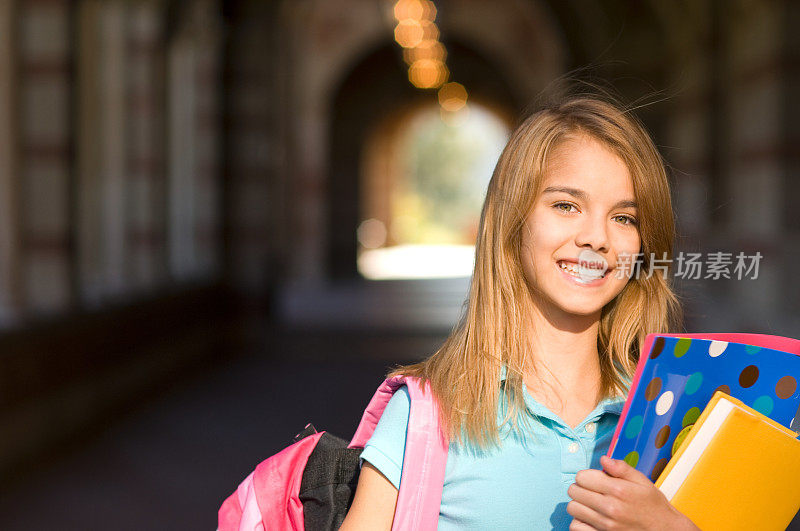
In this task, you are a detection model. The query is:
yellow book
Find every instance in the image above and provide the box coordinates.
[655,391,800,530]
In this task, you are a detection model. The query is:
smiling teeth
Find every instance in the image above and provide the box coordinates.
[559,262,581,275]
[559,261,607,281]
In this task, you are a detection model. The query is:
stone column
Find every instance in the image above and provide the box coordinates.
[76,0,129,304]
[0,0,20,324]
[126,0,168,290]
[18,0,73,314]
[725,1,783,328]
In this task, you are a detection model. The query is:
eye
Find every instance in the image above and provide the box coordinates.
[554,202,578,213]
[614,214,638,226]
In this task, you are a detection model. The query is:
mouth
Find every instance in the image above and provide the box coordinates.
[557,259,612,285]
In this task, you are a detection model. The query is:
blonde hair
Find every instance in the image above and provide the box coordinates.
[391,95,682,447]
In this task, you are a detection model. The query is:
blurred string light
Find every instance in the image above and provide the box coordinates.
[438,81,467,112]
[357,218,388,249]
[392,0,468,113]
[403,40,446,65]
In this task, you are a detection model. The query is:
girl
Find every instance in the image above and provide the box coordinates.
[340,95,699,530]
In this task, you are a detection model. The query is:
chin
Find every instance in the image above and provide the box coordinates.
[558,302,605,318]
[529,272,627,319]
[550,290,618,318]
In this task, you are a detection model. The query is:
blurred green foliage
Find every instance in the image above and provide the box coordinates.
[392,106,507,245]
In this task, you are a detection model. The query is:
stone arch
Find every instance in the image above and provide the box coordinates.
[328,39,521,279]
[282,0,566,281]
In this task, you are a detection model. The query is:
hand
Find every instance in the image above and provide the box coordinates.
[566,455,700,531]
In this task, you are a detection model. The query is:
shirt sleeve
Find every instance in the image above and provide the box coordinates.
[359,385,411,489]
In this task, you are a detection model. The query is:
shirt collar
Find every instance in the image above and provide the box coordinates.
[499,365,626,422]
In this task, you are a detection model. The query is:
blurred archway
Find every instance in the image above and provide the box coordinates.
[358,102,510,279]
[328,41,518,280]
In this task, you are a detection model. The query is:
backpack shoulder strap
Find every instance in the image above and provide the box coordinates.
[392,376,448,530]
[348,376,448,530]
[348,376,408,448]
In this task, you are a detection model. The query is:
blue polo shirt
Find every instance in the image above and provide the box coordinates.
[360,379,625,530]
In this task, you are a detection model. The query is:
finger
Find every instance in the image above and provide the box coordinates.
[569,518,597,531]
[575,469,640,508]
[600,455,653,486]
[573,468,624,496]
[567,482,607,514]
[566,500,610,530]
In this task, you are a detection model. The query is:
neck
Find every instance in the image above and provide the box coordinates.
[522,301,603,406]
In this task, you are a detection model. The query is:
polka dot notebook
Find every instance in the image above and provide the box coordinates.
[608,333,800,482]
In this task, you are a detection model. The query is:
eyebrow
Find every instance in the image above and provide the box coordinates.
[541,186,638,210]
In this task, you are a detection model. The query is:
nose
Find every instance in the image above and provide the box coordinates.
[575,215,610,253]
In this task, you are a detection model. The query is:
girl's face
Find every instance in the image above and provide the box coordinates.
[520,134,641,320]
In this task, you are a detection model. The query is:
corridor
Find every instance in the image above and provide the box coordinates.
[0,329,444,529]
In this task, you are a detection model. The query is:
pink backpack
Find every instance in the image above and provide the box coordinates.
[218,376,448,530]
